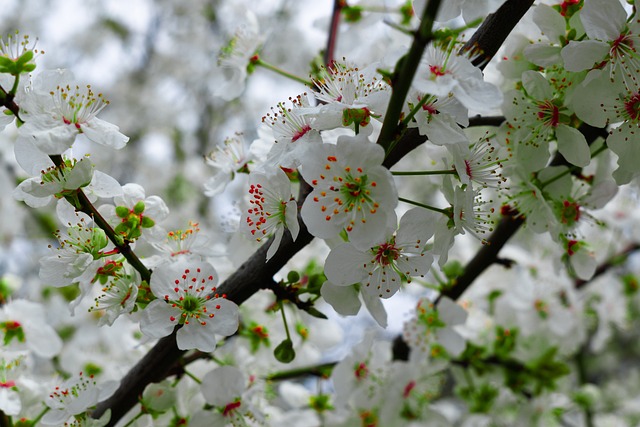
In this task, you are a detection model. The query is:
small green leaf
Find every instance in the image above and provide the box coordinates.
[305,307,328,320]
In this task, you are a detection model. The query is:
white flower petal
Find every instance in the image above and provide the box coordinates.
[556,124,590,167]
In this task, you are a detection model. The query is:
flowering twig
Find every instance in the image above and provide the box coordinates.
[377,0,442,155]
[324,0,345,67]
[92,1,537,424]
[0,89,153,285]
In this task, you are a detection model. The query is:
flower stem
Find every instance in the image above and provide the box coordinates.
[401,95,429,126]
[122,412,144,427]
[540,143,607,188]
[9,75,19,96]
[182,369,202,385]
[50,156,152,283]
[253,58,313,87]
[29,406,49,426]
[279,300,292,341]
[392,169,456,176]
[398,196,449,215]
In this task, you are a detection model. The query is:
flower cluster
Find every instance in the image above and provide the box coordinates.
[5,1,640,426]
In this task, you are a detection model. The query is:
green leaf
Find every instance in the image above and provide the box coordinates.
[305,307,328,320]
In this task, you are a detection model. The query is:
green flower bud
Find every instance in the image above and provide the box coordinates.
[133,200,145,215]
[141,216,155,228]
[287,270,300,284]
[115,206,130,219]
[91,228,108,251]
[274,338,296,363]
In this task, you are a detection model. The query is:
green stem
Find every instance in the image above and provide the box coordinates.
[539,169,571,189]
[254,58,313,87]
[539,143,607,189]
[392,169,456,176]
[122,412,144,427]
[401,95,429,126]
[279,300,292,342]
[29,406,49,426]
[49,156,152,283]
[402,95,432,127]
[377,0,442,155]
[210,356,226,366]
[455,17,483,33]
[9,75,19,96]
[182,369,202,385]
[398,196,449,215]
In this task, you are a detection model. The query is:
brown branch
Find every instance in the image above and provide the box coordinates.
[94,0,538,423]
[461,0,535,67]
[324,0,345,67]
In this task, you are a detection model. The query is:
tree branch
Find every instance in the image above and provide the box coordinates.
[94,0,537,423]
[324,0,344,67]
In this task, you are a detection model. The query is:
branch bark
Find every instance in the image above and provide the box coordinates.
[94,0,536,423]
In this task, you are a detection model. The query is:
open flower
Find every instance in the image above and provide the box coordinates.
[403,296,468,359]
[300,139,397,249]
[18,69,129,154]
[210,12,264,101]
[12,140,122,208]
[572,76,640,183]
[324,208,437,299]
[261,93,322,169]
[191,366,263,427]
[1,299,63,358]
[42,372,118,426]
[146,221,221,265]
[310,61,390,132]
[242,167,299,261]
[562,0,639,90]
[89,269,140,327]
[406,90,469,146]
[413,45,502,113]
[204,134,253,197]
[139,261,239,352]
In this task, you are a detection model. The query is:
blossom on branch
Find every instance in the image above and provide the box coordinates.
[303,60,390,135]
[324,207,437,299]
[210,12,264,101]
[204,134,253,197]
[42,372,118,426]
[139,260,239,352]
[300,139,397,249]
[260,93,322,169]
[18,69,129,154]
[242,167,299,261]
[413,45,502,113]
